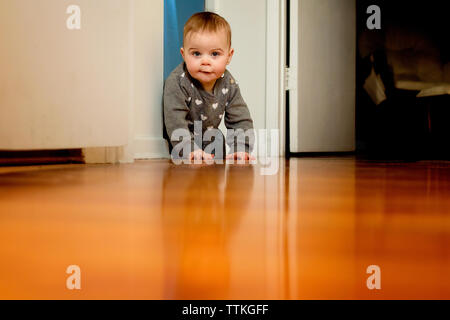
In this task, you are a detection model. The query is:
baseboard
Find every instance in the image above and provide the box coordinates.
[83,147,123,164]
[83,136,170,164]
[288,151,356,158]
[0,149,83,166]
[133,136,170,160]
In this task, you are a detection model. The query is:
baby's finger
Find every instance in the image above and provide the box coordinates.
[244,153,254,160]
[203,153,213,161]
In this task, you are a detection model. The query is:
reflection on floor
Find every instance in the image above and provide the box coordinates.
[0,157,449,299]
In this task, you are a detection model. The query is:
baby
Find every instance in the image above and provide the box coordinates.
[163,12,255,162]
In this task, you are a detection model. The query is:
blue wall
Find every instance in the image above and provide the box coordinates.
[164,0,204,80]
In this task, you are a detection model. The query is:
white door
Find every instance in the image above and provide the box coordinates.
[0,0,130,150]
[289,0,356,153]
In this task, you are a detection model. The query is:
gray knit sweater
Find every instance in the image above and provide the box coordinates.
[163,62,254,157]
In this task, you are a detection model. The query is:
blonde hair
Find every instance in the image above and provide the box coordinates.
[183,12,232,47]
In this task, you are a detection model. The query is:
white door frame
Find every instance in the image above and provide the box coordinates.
[288,0,299,153]
[265,0,286,157]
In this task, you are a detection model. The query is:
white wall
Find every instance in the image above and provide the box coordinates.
[0,0,167,162]
[86,0,166,163]
[125,0,166,161]
[290,0,356,152]
[0,0,130,150]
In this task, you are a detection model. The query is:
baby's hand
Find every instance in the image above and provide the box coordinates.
[189,150,215,163]
[225,152,256,162]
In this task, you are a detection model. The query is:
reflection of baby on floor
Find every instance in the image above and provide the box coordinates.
[161,163,254,299]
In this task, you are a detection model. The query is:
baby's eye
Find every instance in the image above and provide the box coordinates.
[192,51,201,57]
[211,52,220,57]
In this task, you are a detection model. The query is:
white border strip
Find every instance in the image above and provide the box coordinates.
[265,0,285,156]
[289,0,299,153]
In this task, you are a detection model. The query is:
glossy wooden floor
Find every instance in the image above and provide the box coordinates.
[1,157,450,299]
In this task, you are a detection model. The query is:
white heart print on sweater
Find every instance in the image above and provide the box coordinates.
[201,114,208,121]
[222,88,229,95]
[212,103,218,110]
[195,99,203,106]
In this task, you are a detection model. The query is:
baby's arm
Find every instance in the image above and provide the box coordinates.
[224,82,255,158]
[163,76,213,161]
[163,76,198,158]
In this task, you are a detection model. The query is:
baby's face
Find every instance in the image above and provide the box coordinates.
[181,29,234,92]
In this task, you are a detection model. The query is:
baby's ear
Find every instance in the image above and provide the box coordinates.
[227,48,235,65]
[180,47,185,60]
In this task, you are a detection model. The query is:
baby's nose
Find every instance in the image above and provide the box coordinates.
[201,57,211,65]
